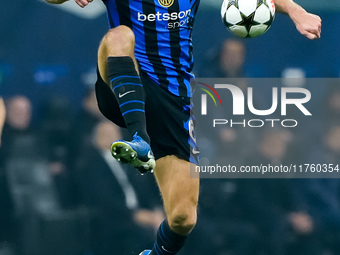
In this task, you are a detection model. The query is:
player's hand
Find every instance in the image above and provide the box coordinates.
[74,0,93,8]
[291,10,322,40]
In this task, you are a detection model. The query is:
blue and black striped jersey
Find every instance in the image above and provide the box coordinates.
[102,0,200,97]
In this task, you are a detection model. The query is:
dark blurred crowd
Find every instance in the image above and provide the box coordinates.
[0,91,163,255]
[195,39,340,255]
[0,39,340,255]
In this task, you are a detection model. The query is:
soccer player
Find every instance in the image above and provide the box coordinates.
[45,0,321,254]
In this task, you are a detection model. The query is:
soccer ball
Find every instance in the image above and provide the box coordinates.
[221,0,275,38]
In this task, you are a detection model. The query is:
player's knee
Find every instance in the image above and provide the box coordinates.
[103,25,135,56]
[168,207,197,235]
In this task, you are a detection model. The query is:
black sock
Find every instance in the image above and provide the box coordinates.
[107,56,150,143]
[149,220,187,255]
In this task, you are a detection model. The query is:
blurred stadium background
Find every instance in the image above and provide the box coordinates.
[0,0,339,107]
[0,0,340,255]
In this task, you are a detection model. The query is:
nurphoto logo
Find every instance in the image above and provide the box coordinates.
[195,79,312,128]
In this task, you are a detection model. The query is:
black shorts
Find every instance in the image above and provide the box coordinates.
[95,69,199,165]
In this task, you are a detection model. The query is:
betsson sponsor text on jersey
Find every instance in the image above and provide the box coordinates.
[137,9,192,29]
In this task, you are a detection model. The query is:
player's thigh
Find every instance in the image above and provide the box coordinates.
[154,156,199,221]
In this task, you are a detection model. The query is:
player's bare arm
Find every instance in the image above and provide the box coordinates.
[45,0,93,8]
[274,0,322,39]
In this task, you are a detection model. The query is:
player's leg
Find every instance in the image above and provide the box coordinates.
[146,156,199,255]
[97,25,148,142]
[137,73,199,254]
[97,25,154,172]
